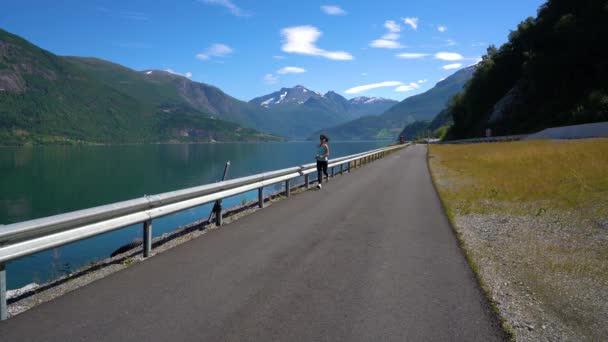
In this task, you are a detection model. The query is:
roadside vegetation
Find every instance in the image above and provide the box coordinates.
[429,139,608,341]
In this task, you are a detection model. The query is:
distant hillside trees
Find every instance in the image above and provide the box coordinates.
[447,0,608,139]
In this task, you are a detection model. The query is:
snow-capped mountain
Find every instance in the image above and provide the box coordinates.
[249,86,398,120]
[250,85,322,108]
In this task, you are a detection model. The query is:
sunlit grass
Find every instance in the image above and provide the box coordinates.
[429,138,608,340]
[430,138,608,215]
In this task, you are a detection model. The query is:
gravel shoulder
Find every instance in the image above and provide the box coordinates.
[428,140,608,342]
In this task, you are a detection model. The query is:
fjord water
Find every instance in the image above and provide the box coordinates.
[1,141,387,289]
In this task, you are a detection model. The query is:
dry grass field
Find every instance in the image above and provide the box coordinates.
[429,139,608,341]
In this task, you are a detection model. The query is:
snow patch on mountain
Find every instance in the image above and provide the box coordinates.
[261,98,274,107]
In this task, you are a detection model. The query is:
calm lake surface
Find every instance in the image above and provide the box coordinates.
[0,141,387,289]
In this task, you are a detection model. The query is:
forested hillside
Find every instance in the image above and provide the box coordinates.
[0,29,278,144]
[447,0,608,139]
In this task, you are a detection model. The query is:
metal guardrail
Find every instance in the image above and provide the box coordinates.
[433,135,526,144]
[0,143,408,319]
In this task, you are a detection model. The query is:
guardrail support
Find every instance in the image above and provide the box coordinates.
[331,167,335,178]
[143,220,152,258]
[258,187,264,208]
[214,202,222,226]
[1,262,6,320]
[304,174,309,188]
[340,164,344,175]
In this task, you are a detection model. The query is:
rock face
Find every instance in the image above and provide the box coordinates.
[488,83,525,123]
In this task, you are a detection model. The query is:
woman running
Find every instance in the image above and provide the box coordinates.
[316,134,330,189]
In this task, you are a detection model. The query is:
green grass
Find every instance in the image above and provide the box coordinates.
[429,139,608,340]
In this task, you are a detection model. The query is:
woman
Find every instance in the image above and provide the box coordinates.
[316,134,330,189]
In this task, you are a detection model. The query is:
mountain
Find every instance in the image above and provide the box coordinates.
[250,85,323,107]
[398,107,455,141]
[249,86,397,138]
[0,29,279,145]
[312,66,475,140]
[446,0,608,139]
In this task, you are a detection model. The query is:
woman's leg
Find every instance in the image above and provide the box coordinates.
[322,161,329,179]
[316,161,323,184]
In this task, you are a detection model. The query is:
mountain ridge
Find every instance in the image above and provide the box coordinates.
[311,66,475,141]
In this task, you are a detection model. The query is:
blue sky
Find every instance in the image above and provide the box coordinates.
[1,0,545,101]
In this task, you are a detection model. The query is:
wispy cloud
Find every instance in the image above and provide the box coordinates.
[445,39,456,46]
[165,69,193,78]
[395,82,420,92]
[442,63,463,70]
[396,53,429,59]
[345,81,403,94]
[281,26,353,60]
[370,40,403,49]
[200,0,249,16]
[196,43,234,60]
[435,52,464,61]
[437,25,447,32]
[321,5,346,15]
[277,66,306,74]
[264,73,278,84]
[402,17,419,30]
[385,20,401,33]
[370,20,404,49]
[418,79,428,83]
[273,55,286,59]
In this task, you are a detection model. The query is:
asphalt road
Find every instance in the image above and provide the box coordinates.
[0,145,506,341]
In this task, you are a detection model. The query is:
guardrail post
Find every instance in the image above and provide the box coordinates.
[285,179,291,197]
[258,187,264,208]
[331,167,335,178]
[304,174,309,188]
[340,164,344,175]
[143,220,152,258]
[0,262,6,320]
[214,202,222,226]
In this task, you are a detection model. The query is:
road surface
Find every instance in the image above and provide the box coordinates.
[0,145,506,341]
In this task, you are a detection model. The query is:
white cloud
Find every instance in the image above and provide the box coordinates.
[345,81,403,94]
[395,82,420,92]
[361,72,368,76]
[201,0,248,16]
[370,20,404,49]
[273,55,286,59]
[418,79,428,83]
[165,69,192,78]
[263,73,278,84]
[402,17,419,30]
[396,53,429,59]
[370,39,404,49]
[196,43,234,60]
[384,20,401,33]
[434,52,464,61]
[438,25,447,32]
[321,5,346,15]
[277,66,306,74]
[442,63,463,70]
[381,32,400,40]
[445,39,456,46]
[281,26,353,60]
